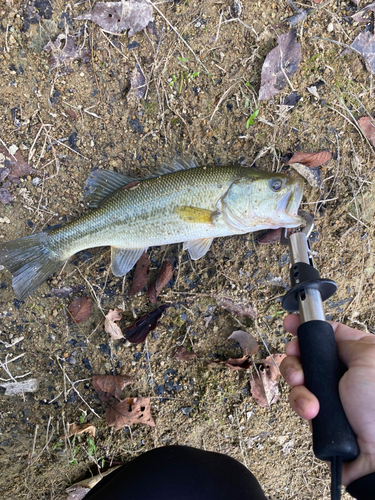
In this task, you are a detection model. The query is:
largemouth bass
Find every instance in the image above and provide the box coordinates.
[0,157,304,300]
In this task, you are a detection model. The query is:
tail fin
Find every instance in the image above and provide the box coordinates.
[0,232,64,300]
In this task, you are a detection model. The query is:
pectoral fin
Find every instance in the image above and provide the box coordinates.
[183,238,213,260]
[176,206,216,224]
[111,247,147,277]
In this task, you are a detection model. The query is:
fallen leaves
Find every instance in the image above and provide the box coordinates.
[250,354,287,408]
[75,1,153,37]
[0,188,13,205]
[43,34,90,70]
[68,297,93,324]
[92,375,154,429]
[215,295,257,319]
[173,346,197,361]
[127,63,147,106]
[148,261,174,303]
[259,29,301,101]
[357,116,375,146]
[342,31,375,74]
[64,423,96,439]
[52,285,85,298]
[123,304,170,344]
[106,397,155,429]
[284,151,332,168]
[104,309,124,340]
[129,251,150,295]
[92,374,133,402]
[0,146,40,183]
[227,330,259,357]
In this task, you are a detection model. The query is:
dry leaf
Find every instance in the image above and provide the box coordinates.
[68,297,93,324]
[148,261,174,303]
[106,397,155,429]
[250,353,287,408]
[43,34,90,70]
[0,146,40,182]
[0,188,13,205]
[227,330,259,356]
[129,251,150,296]
[258,228,295,245]
[357,116,375,146]
[127,63,147,105]
[289,163,322,188]
[215,295,257,318]
[104,308,124,340]
[352,2,375,23]
[173,346,197,361]
[65,485,90,500]
[285,151,332,168]
[75,1,153,37]
[92,374,133,402]
[250,370,279,408]
[64,423,96,438]
[124,304,169,343]
[219,355,252,371]
[259,29,301,101]
[342,31,375,74]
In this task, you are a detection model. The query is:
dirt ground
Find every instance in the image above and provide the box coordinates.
[1,0,375,498]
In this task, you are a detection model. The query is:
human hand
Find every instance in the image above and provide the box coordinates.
[280,314,375,486]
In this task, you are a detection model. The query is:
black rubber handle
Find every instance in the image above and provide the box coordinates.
[297,320,359,461]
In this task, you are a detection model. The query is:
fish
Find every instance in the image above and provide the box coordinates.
[0,157,304,300]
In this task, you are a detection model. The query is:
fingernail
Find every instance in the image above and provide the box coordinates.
[297,398,309,412]
[286,366,297,383]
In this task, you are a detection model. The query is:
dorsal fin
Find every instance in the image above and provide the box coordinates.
[152,155,199,176]
[83,169,138,208]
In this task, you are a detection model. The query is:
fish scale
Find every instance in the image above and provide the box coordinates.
[0,158,304,299]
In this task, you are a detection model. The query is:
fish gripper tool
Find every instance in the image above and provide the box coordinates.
[281,211,359,500]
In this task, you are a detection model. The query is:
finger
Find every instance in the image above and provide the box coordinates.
[280,355,304,387]
[283,314,301,335]
[285,338,300,357]
[288,385,320,420]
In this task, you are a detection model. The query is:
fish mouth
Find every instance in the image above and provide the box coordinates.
[278,179,305,227]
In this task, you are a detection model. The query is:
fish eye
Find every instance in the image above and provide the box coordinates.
[271,178,283,192]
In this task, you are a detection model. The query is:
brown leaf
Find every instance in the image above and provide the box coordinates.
[123,304,170,344]
[250,370,279,408]
[43,34,90,70]
[342,31,375,74]
[0,188,14,205]
[258,228,295,245]
[75,1,153,37]
[0,147,40,182]
[227,330,259,356]
[288,162,322,188]
[285,151,332,168]
[259,29,301,101]
[106,397,155,429]
[262,353,287,381]
[357,116,375,146]
[129,251,150,296]
[215,295,257,319]
[68,297,93,324]
[173,346,197,361]
[66,108,78,120]
[352,3,375,23]
[147,261,174,304]
[220,355,252,371]
[64,423,96,439]
[104,308,124,340]
[250,353,287,408]
[92,374,133,402]
[127,63,147,105]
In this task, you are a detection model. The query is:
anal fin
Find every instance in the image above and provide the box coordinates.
[111,247,147,277]
[183,238,213,260]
